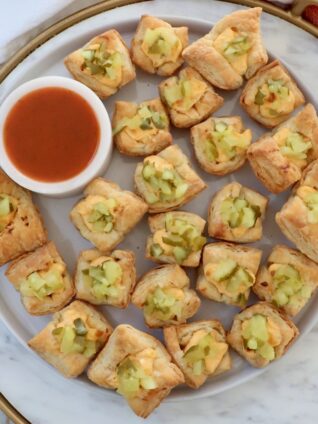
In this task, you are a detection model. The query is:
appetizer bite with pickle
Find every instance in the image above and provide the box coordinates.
[131,15,188,76]
[6,242,74,315]
[254,245,318,317]
[75,249,136,308]
[227,302,299,368]
[112,98,172,156]
[70,178,148,252]
[276,160,318,263]
[159,67,224,128]
[0,169,47,266]
[88,324,184,418]
[164,320,231,388]
[134,145,206,213]
[146,211,206,267]
[240,60,305,128]
[132,264,200,328]
[182,8,268,90]
[248,104,318,193]
[197,242,262,308]
[208,182,268,243]
[28,300,112,378]
[64,29,135,98]
[191,116,252,175]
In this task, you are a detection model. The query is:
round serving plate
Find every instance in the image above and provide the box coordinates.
[0,0,318,413]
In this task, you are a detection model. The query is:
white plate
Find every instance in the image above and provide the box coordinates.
[0,6,317,402]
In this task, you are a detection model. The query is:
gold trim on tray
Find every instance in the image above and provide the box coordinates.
[0,0,317,422]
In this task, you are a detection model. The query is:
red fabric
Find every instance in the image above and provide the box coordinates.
[303,5,318,27]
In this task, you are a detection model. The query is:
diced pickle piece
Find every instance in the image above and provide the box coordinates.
[271,263,308,307]
[213,258,238,282]
[20,267,64,300]
[220,196,259,229]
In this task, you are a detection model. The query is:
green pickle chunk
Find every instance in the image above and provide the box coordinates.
[223,34,251,58]
[241,315,276,361]
[0,194,16,232]
[204,122,251,163]
[117,357,158,398]
[87,198,117,233]
[141,162,189,204]
[52,318,98,358]
[280,132,311,161]
[220,196,260,229]
[82,259,123,300]
[303,191,318,224]
[81,42,122,78]
[150,213,206,263]
[20,267,64,299]
[144,287,183,321]
[271,264,311,307]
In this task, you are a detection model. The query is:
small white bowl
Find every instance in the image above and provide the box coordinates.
[0,76,112,197]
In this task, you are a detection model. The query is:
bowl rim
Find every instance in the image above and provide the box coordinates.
[0,75,112,195]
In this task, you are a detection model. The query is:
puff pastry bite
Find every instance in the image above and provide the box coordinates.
[64,29,135,99]
[197,242,262,308]
[112,98,172,156]
[276,160,318,263]
[75,249,136,308]
[254,245,318,317]
[191,116,252,175]
[70,178,148,252]
[182,8,268,90]
[208,182,268,243]
[131,15,188,76]
[0,169,47,266]
[6,242,74,315]
[131,264,200,328]
[248,104,318,193]
[28,300,112,378]
[159,67,224,128]
[227,302,299,368]
[240,60,305,128]
[163,320,231,388]
[134,145,206,213]
[88,324,184,418]
[146,211,206,267]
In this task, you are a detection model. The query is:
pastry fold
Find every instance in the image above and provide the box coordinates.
[0,169,47,266]
[88,324,184,418]
[65,29,136,98]
[182,7,268,90]
[6,241,74,315]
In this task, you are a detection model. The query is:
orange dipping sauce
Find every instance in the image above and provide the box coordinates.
[3,87,100,182]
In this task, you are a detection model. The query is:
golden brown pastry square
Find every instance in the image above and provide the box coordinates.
[131,264,200,328]
[131,15,188,76]
[6,241,74,315]
[28,300,113,378]
[159,67,224,128]
[208,182,268,243]
[112,98,172,156]
[254,245,318,317]
[75,248,136,308]
[240,60,305,128]
[191,116,252,175]
[134,144,207,213]
[248,104,318,193]
[64,29,136,99]
[182,7,268,90]
[87,324,184,418]
[0,169,47,266]
[70,178,148,252]
[163,320,231,388]
[196,242,262,308]
[227,302,299,368]
[146,211,206,267]
[276,160,318,263]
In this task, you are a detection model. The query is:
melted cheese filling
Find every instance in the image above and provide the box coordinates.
[141,27,182,67]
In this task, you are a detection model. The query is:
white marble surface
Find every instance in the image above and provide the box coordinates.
[1,0,318,423]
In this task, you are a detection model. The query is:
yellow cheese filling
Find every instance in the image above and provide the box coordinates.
[141,27,182,67]
[220,196,261,236]
[0,194,17,232]
[77,195,118,233]
[274,127,311,167]
[254,79,295,119]
[297,186,318,224]
[214,28,252,75]
[144,286,185,321]
[163,77,207,113]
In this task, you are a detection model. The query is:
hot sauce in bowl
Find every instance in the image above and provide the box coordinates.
[0,76,112,197]
[4,87,100,182]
